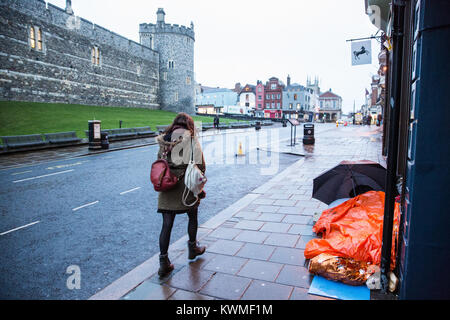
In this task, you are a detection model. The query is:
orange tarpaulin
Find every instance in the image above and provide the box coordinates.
[305,191,400,270]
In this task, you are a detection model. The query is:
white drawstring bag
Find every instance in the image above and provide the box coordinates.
[182,137,207,207]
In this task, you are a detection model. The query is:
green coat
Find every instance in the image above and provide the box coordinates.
[156,128,206,214]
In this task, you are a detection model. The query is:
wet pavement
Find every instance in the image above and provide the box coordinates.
[90,124,385,301]
[0,123,305,300]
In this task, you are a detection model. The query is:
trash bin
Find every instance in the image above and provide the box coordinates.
[101,132,109,150]
[303,123,315,145]
[255,121,261,131]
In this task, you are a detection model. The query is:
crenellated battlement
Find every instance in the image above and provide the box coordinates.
[139,23,195,40]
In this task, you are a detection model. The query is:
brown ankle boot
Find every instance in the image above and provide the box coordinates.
[188,241,206,260]
[158,254,174,277]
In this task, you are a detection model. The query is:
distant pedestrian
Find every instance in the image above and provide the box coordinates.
[377,114,382,126]
[155,113,206,277]
[214,115,220,129]
[367,115,372,126]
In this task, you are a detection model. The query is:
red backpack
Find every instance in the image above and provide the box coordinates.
[150,158,178,192]
[150,142,179,192]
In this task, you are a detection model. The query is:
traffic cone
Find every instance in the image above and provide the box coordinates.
[236,141,245,157]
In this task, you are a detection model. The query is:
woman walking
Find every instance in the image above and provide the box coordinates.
[155,113,206,277]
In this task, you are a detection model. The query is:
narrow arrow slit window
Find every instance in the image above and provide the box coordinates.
[92,46,101,66]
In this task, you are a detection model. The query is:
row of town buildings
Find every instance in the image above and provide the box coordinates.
[195,75,343,121]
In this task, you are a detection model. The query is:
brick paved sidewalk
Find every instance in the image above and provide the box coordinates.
[90,125,385,300]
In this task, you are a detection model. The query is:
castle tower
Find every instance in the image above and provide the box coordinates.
[307,75,320,95]
[139,9,195,114]
[65,0,73,15]
[156,8,165,24]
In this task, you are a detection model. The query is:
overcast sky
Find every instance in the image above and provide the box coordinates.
[48,0,381,113]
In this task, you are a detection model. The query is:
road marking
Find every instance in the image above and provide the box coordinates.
[47,161,86,170]
[0,221,40,236]
[72,201,99,212]
[120,187,141,195]
[12,169,75,183]
[11,170,32,176]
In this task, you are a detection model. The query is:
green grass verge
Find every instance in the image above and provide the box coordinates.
[0,100,237,139]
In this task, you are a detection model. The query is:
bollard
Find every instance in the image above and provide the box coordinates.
[255,121,261,131]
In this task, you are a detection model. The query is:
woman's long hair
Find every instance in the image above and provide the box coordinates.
[164,112,196,137]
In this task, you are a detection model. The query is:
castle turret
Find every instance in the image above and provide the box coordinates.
[156,8,165,24]
[65,0,73,15]
[139,9,195,114]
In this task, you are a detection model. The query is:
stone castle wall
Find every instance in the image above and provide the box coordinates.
[0,0,160,109]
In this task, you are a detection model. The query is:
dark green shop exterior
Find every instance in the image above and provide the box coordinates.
[365,0,450,299]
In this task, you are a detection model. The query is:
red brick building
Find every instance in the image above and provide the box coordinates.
[264,77,284,119]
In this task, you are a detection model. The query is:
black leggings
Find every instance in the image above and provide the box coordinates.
[159,209,198,255]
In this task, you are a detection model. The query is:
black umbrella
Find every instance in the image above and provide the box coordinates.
[312,160,386,205]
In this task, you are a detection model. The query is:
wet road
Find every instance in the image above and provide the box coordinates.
[0,124,335,299]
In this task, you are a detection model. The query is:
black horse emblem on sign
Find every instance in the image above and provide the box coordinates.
[353,46,370,60]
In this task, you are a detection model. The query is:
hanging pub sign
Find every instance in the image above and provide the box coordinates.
[351,40,372,66]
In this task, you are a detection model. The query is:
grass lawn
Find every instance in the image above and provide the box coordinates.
[0,100,231,139]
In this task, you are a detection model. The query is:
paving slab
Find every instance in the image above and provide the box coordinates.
[233,230,271,244]
[235,243,276,261]
[237,259,284,282]
[202,254,248,275]
[241,280,293,300]
[199,273,252,300]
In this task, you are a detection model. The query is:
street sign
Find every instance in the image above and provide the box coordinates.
[351,40,372,66]
[288,119,300,126]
